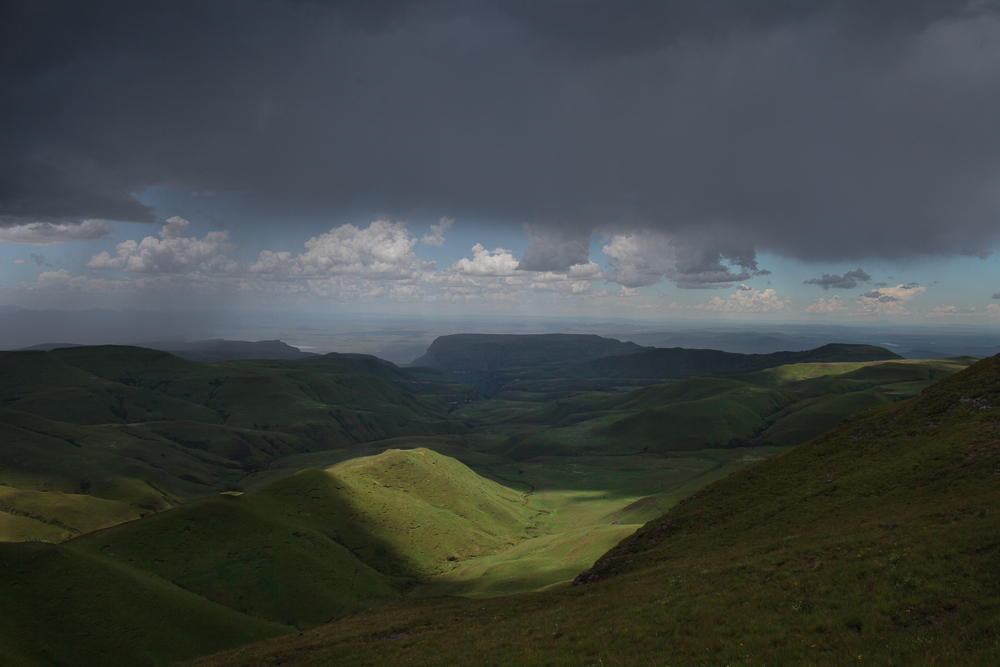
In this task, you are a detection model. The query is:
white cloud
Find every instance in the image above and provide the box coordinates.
[23,269,124,294]
[805,294,849,315]
[0,219,113,245]
[449,244,520,276]
[926,305,962,318]
[700,287,791,313]
[87,217,237,274]
[602,230,763,289]
[857,284,926,315]
[250,220,428,280]
[428,243,604,302]
[13,258,25,264]
[529,261,603,283]
[421,217,454,247]
[602,232,674,287]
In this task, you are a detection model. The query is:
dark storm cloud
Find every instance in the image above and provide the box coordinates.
[3,0,999,277]
[804,268,871,290]
[517,224,591,271]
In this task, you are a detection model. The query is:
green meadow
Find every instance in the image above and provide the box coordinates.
[0,340,985,666]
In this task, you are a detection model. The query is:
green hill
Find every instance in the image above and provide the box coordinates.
[0,346,470,541]
[0,540,291,667]
[575,342,903,380]
[177,354,1000,667]
[488,358,967,459]
[411,335,901,397]
[0,448,535,666]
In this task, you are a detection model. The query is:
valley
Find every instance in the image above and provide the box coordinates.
[0,334,989,666]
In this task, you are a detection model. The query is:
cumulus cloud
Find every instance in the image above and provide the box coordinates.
[805,294,850,314]
[992,291,1000,299]
[803,268,871,290]
[249,220,429,280]
[423,235,608,303]
[858,283,927,315]
[432,241,602,301]
[421,217,454,247]
[519,261,603,295]
[926,305,962,318]
[21,269,128,295]
[87,217,236,274]
[0,220,113,245]
[602,232,674,288]
[449,244,520,276]
[603,230,766,289]
[29,253,52,267]
[699,287,791,313]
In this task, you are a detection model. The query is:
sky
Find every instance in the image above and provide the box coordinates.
[2,0,1000,330]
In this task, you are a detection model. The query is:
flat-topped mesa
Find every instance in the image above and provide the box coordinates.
[410,333,648,372]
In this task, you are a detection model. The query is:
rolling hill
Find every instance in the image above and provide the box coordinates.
[0,448,534,666]
[0,346,471,541]
[411,334,902,397]
[178,353,1000,667]
[0,338,985,666]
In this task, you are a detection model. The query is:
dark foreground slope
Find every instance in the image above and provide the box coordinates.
[183,355,1000,667]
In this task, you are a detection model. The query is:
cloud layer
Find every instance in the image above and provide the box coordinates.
[3,0,1000,274]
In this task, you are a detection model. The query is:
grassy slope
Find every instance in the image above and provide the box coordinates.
[0,541,291,667]
[65,474,403,630]
[0,350,979,665]
[179,354,1000,667]
[0,449,539,666]
[574,342,903,380]
[486,359,969,459]
[323,449,535,573]
[0,347,467,541]
[0,487,143,538]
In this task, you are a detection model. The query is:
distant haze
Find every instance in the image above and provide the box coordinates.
[3,306,997,364]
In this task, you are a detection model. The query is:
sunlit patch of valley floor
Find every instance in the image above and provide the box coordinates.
[410,447,788,597]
